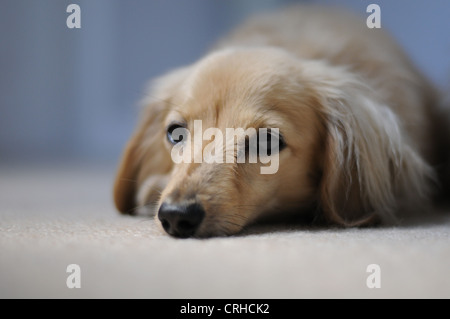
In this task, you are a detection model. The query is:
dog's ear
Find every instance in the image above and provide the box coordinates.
[113,66,192,214]
[316,77,434,226]
[113,100,170,214]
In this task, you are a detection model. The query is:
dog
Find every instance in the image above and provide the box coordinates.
[113,5,449,238]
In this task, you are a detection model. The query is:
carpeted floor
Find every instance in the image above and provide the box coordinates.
[1,163,449,298]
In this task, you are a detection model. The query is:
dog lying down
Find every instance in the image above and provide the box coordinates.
[114,5,449,238]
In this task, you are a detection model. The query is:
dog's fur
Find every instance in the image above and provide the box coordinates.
[114,5,449,237]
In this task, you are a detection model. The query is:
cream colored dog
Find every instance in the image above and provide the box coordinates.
[114,5,448,238]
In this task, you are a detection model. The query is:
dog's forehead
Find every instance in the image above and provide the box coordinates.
[168,97,270,129]
[194,50,289,95]
[171,51,289,126]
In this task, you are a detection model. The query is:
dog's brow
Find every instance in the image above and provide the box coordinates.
[249,111,285,130]
[165,110,186,125]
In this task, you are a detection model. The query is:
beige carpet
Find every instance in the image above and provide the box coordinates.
[1,163,449,299]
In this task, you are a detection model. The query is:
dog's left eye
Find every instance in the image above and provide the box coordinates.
[167,123,188,145]
[245,129,287,157]
[259,129,286,156]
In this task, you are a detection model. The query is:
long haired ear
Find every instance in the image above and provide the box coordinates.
[316,77,435,226]
[113,100,171,214]
[113,66,192,214]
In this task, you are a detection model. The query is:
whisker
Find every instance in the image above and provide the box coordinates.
[129,198,160,216]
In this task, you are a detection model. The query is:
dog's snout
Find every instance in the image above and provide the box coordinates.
[158,202,205,238]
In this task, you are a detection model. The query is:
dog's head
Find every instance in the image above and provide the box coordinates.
[114,48,432,237]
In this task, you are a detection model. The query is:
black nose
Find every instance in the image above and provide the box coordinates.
[158,202,205,238]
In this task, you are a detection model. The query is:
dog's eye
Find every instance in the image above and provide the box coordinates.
[259,129,286,156]
[167,123,188,145]
[245,129,287,157]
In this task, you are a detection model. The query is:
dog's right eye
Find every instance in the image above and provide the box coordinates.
[167,123,188,145]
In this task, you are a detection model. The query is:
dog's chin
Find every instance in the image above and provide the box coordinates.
[196,220,247,238]
[179,210,315,238]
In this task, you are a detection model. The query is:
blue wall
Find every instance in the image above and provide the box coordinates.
[0,0,449,163]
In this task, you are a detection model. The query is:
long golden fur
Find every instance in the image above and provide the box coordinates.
[113,5,448,237]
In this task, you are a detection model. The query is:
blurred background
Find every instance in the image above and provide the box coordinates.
[1,0,449,165]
